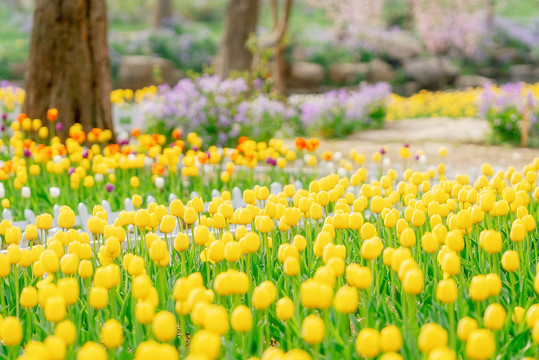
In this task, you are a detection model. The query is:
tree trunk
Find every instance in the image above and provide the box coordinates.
[272,43,288,95]
[154,0,173,28]
[407,0,416,30]
[215,0,259,79]
[23,0,114,136]
[271,0,293,95]
[486,0,495,35]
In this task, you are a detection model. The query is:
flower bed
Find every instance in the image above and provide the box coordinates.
[292,82,390,138]
[1,77,391,147]
[127,76,390,145]
[480,82,539,145]
[387,88,481,120]
[0,118,538,358]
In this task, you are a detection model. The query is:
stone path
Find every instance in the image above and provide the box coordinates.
[319,118,539,173]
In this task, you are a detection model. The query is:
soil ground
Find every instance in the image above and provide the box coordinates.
[318,118,539,174]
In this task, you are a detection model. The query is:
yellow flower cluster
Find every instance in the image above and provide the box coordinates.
[110,86,158,105]
[0,85,25,111]
[0,150,537,358]
[387,82,539,121]
[387,89,481,120]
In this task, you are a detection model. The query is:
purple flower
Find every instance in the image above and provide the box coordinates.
[105,183,115,192]
[266,157,277,166]
[253,78,263,88]
[55,122,64,132]
[68,167,76,175]
[1,113,6,120]
[218,133,229,145]
[380,147,386,155]
[82,149,89,158]
[23,148,31,158]
[0,124,5,132]
[404,143,410,148]
[192,146,199,152]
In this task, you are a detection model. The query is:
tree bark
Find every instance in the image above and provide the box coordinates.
[271,0,293,95]
[486,0,495,35]
[154,0,173,28]
[215,0,260,79]
[406,0,416,30]
[23,0,114,136]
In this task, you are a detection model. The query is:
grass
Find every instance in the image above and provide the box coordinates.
[0,4,29,65]
[496,0,539,19]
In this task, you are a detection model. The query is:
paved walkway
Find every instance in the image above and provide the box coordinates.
[319,118,539,173]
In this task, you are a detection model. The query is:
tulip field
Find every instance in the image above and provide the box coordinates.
[0,109,538,360]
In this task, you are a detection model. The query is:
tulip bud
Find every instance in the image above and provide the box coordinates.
[152,311,177,342]
[301,315,325,345]
[436,278,457,304]
[469,275,489,301]
[333,286,358,314]
[379,325,402,352]
[0,317,22,346]
[418,323,448,354]
[402,268,424,295]
[89,286,108,309]
[252,281,276,310]
[466,329,495,360]
[501,250,519,272]
[190,329,221,360]
[76,342,107,360]
[20,286,38,308]
[101,319,123,349]
[231,305,252,332]
[55,320,76,346]
[355,328,380,357]
[45,296,67,323]
[135,301,155,325]
[483,303,506,330]
[276,297,294,321]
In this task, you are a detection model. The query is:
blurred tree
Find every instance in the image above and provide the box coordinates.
[414,0,489,88]
[486,0,495,33]
[407,0,417,30]
[414,0,488,57]
[154,0,173,28]
[215,0,260,79]
[271,0,293,94]
[23,0,114,135]
[307,0,386,52]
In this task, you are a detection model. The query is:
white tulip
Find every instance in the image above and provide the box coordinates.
[117,131,129,142]
[94,173,104,183]
[382,157,392,168]
[334,152,343,162]
[144,156,153,168]
[49,187,60,198]
[155,177,165,189]
[337,167,347,177]
[21,187,31,199]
